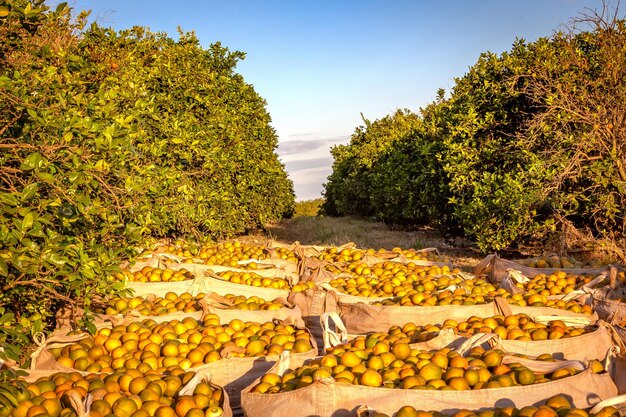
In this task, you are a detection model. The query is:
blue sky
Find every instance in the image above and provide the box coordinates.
[66,0,605,199]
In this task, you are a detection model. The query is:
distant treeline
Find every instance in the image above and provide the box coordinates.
[294,199,324,217]
[323,8,626,252]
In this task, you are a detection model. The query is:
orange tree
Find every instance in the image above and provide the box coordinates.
[323,5,626,252]
[0,0,293,372]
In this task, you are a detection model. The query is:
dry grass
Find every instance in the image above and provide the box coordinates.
[263,216,484,267]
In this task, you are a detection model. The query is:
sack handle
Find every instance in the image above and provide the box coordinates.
[508,269,531,284]
[66,389,88,417]
[494,297,513,317]
[320,312,349,350]
[274,351,293,375]
[355,405,375,417]
[456,333,500,356]
[199,291,235,310]
[473,254,497,277]
[532,315,592,327]
[178,365,214,396]
[609,266,620,290]
[601,322,626,354]
[502,355,586,372]
[589,393,626,414]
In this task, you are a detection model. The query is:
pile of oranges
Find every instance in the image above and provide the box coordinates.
[317,247,443,263]
[4,370,224,417]
[116,267,195,283]
[512,271,597,297]
[52,317,313,374]
[96,293,204,316]
[251,344,599,393]
[216,271,290,290]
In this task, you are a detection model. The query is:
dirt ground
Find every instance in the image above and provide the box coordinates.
[261,216,485,267]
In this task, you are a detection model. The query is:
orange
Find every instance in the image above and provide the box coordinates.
[164,377,183,397]
[175,396,197,417]
[482,351,502,367]
[588,360,604,373]
[391,343,412,360]
[112,398,139,417]
[320,355,338,368]
[360,370,383,387]
[551,369,572,380]
[340,352,362,368]
[516,369,536,385]
[418,363,442,382]
[396,406,420,417]
[447,376,470,390]
[533,407,558,417]
[26,406,49,417]
[463,369,480,387]
[204,407,223,417]
[545,395,572,409]
[366,356,385,371]
[155,407,177,417]
[41,399,62,417]
[292,339,313,353]
[449,356,469,370]
[90,400,112,415]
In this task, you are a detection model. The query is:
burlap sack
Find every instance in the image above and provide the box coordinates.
[336,296,596,335]
[288,241,447,267]
[497,320,619,361]
[357,394,626,417]
[126,269,293,299]
[199,291,305,327]
[322,310,618,361]
[321,313,466,353]
[591,273,626,325]
[16,368,234,417]
[607,346,626,394]
[241,353,617,417]
[500,270,606,305]
[474,254,615,284]
[30,323,316,417]
[288,288,339,354]
[31,317,316,371]
[55,294,207,333]
[55,291,304,335]
[174,370,234,417]
[31,332,96,372]
[179,333,318,417]
[127,254,298,286]
[136,247,298,275]
[299,258,462,289]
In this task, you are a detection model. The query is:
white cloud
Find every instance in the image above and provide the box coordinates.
[275,135,350,200]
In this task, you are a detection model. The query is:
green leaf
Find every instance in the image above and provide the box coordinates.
[0,258,7,277]
[21,183,38,201]
[22,212,34,231]
[0,193,18,206]
[20,153,42,171]
[37,172,54,182]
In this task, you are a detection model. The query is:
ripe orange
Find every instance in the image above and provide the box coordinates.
[155,407,177,417]
[175,396,197,417]
[516,369,536,385]
[418,363,442,382]
[360,370,383,387]
[340,351,362,368]
[391,343,412,360]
